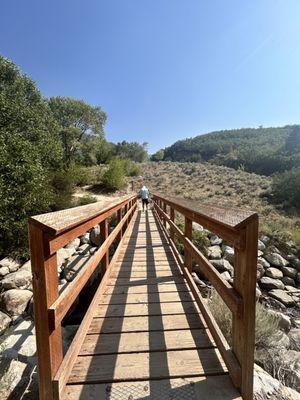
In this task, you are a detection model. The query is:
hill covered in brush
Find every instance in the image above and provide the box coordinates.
[155,125,300,175]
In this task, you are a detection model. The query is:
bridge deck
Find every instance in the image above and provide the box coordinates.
[64,209,241,400]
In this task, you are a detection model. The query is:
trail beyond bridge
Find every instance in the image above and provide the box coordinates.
[28,193,258,400]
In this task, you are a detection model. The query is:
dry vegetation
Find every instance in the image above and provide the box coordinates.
[133,161,299,239]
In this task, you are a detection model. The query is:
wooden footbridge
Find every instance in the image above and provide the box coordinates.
[29,193,258,400]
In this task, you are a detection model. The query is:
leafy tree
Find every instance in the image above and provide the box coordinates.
[103,158,125,190]
[151,149,165,161]
[285,125,300,153]
[48,97,106,165]
[0,56,63,256]
[114,140,148,162]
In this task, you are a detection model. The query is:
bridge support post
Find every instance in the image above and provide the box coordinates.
[117,208,123,241]
[100,218,109,272]
[232,217,258,400]
[162,202,167,228]
[29,225,63,400]
[170,207,175,242]
[184,217,193,272]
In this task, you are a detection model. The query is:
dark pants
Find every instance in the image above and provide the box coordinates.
[142,198,149,209]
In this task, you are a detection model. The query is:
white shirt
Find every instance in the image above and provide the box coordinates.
[140,186,149,199]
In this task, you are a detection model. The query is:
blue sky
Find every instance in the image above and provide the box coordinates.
[1,1,300,153]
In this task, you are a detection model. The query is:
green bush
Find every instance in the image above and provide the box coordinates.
[103,158,125,190]
[77,195,98,206]
[271,167,300,207]
[50,169,74,210]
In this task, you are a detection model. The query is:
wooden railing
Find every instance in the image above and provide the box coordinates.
[28,195,138,400]
[152,193,258,400]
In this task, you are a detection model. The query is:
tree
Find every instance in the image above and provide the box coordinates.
[272,167,300,207]
[285,126,300,154]
[151,149,165,161]
[48,97,107,165]
[114,141,148,162]
[0,56,63,256]
[103,158,125,190]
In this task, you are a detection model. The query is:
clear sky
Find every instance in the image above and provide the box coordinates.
[1,1,300,153]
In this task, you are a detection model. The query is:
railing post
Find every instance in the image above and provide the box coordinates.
[162,202,167,227]
[124,203,128,231]
[117,207,123,241]
[29,224,63,400]
[232,218,258,400]
[100,218,109,271]
[184,216,193,272]
[170,207,175,241]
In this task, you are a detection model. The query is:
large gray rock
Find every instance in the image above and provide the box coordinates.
[65,238,80,250]
[260,276,285,290]
[210,259,233,273]
[269,289,295,307]
[253,363,300,400]
[63,254,90,281]
[282,276,296,287]
[282,266,297,279]
[210,235,222,246]
[223,245,235,263]
[267,309,291,331]
[258,240,266,251]
[265,252,289,268]
[0,257,21,272]
[79,232,90,245]
[258,257,270,269]
[220,271,231,281]
[256,263,264,280]
[0,310,11,334]
[289,329,300,351]
[265,267,283,279]
[90,225,101,246]
[207,245,222,260]
[0,266,10,277]
[0,267,32,290]
[0,289,33,316]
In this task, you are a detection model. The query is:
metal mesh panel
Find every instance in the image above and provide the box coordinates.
[105,381,196,400]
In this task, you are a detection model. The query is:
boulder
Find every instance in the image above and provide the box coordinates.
[0,289,33,316]
[0,267,32,290]
[296,272,300,283]
[282,266,297,279]
[0,257,21,272]
[258,240,266,251]
[222,245,234,263]
[282,276,296,287]
[259,235,270,244]
[79,232,90,245]
[210,259,233,273]
[90,225,101,246]
[265,252,289,268]
[0,310,11,334]
[289,329,300,351]
[253,363,300,400]
[207,245,222,260]
[257,257,270,269]
[220,271,231,281]
[259,277,285,290]
[256,287,262,299]
[256,263,264,280]
[265,267,283,279]
[192,222,203,231]
[210,235,222,246]
[65,238,80,250]
[0,266,10,277]
[63,254,90,281]
[269,289,295,307]
[257,250,264,258]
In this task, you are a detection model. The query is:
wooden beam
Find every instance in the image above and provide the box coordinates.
[100,218,109,273]
[184,216,193,272]
[232,218,258,400]
[29,225,63,400]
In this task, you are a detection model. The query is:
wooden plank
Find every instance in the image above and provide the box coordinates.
[232,218,258,400]
[48,203,137,329]
[94,301,200,317]
[29,225,63,400]
[99,291,195,305]
[63,376,242,400]
[110,270,182,278]
[80,329,215,355]
[68,348,227,384]
[52,209,138,399]
[108,276,185,285]
[104,282,190,294]
[88,313,207,334]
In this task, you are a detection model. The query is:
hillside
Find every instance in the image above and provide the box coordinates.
[161,125,300,175]
[134,161,299,240]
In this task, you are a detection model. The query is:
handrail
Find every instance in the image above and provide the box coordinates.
[152,192,258,400]
[28,194,138,400]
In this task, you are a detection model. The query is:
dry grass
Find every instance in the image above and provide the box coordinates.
[133,161,299,237]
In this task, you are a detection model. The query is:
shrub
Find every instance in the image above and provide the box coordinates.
[50,169,74,210]
[77,195,98,206]
[103,158,125,190]
[271,167,300,207]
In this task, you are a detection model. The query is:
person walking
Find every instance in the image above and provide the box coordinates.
[140,185,150,211]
